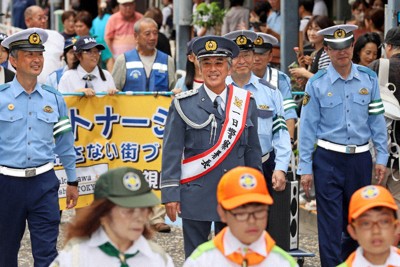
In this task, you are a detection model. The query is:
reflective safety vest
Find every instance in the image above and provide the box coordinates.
[123,49,169,92]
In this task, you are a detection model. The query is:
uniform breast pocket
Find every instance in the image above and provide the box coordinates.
[0,112,23,139]
[37,112,59,139]
[238,119,254,158]
[154,71,168,90]
[352,94,370,111]
[320,96,343,124]
[185,124,212,150]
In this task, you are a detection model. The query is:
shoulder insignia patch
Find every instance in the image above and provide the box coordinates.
[0,83,10,91]
[175,88,199,100]
[302,92,311,106]
[41,84,62,96]
[259,78,276,90]
[309,69,327,83]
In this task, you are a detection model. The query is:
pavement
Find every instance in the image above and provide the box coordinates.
[18,206,321,267]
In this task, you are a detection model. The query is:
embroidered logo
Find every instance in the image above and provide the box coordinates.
[122,172,141,191]
[240,174,257,189]
[361,186,379,199]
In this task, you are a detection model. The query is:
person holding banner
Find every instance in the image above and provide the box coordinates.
[224,30,291,194]
[161,35,262,258]
[58,36,118,96]
[50,167,175,267]
[0,28,78,267]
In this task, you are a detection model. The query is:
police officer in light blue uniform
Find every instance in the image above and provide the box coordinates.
[297,24,388,267]
[161,35,262,258]
[252,32,298,145]
[0,28,78,267]
[224,30,291,193]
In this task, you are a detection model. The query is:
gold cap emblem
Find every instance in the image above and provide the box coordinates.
[333,29,346,39]
[235,35,247,46]
[205,40,217,51]
[43,105,53,113]
[8,104,14,110]
[254,36,263,46]
[28,33,41,45]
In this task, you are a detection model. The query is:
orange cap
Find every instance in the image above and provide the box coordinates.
[217,166,273,210]
[348,185,398,223]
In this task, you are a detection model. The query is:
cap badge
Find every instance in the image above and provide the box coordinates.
[122,172,141,191]
[205,40,217,51]
[359,88,369,95]
[8,104,14,110]
[236,35,248,46]
[361,186,379,199]
[234,96,243,109]
[28,33,41,45]
[240,174,257,189]
[333,29,346,39]
[254,37,263,46]
[71,37,78,44]
[43,105,53,113]
[302,92,310,106]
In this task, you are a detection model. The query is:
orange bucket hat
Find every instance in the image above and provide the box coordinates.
[348,185,398,223]
[217,166,273,210]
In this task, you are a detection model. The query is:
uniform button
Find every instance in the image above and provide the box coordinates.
[10,117,13,120]
[29,97,31,100]
[348,124,350,126]
[29,112,32,115]
[28,142,30,145]
[348,137,350,140]
[28,157,31,160]
[346,95,349,98]
[223,169,227,173]
[29,127,31,130]
[347,110,349,112]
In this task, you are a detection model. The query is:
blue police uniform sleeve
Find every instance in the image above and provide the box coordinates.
[53,94,77,182]
[160,99,185,203]
[174,76,187,92]
[367,73,389,165]
[244,97,263,172]
[297,80,320,175]
[271,89,291,172]
[278,72,298,120]
[46,72,58,90]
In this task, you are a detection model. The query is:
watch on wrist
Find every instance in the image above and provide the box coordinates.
[67,181,79,186]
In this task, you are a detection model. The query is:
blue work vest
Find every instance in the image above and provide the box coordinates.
[122,49,169,92]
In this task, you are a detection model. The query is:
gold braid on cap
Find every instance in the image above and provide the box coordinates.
[28,33,41,45]
[333,29,346,39]
[235,35,247,45]
[205,40,217,51]
[254,36,263,46]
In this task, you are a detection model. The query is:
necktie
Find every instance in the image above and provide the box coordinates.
[83,74,95,89]
[98,242,139,267]
[215,95,224,116]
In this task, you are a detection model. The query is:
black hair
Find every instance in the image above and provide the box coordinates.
[304,15,335,43]
[299,0,314,13]
[230,0,245,8]
[184,60,195,90]
[72,53,106,81]
[353,32,382,64]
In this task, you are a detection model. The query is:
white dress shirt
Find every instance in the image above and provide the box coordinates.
[58,65,116,94]
[350,246,400,267]
[50,227,175,267]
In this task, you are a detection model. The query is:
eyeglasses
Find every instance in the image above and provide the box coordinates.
[352,217,398,230]
[34,15,48,21]
[228,209,268,222]
[82,50,101,56]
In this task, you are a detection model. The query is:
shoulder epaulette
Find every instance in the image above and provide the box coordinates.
[309,69,327,83]
[41,84,62,96]
[357,65,377,78]
[259,78,277,90]
[0,83,10,91]
[175,88,198,99]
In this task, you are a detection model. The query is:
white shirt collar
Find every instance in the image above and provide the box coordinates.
[223,227,268,258]
[203,84,227,109]
[88,227,155,258]
[353,246,400,267]
[77,64,100,80]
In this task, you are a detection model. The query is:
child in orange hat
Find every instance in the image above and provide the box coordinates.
[183,166,298,267]
[338,185,400,267]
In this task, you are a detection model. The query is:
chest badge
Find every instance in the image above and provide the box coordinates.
[8,104,14,110]
[359,88,369,95]
[43,105,53,113]
[327,92,333,97]
[302,92,310,106]
[234,96,243,109]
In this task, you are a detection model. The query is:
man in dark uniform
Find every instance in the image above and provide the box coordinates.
[369,26,400,220]
[0,28,78,267]
[298,24,388,266]
[161,35,262,258]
